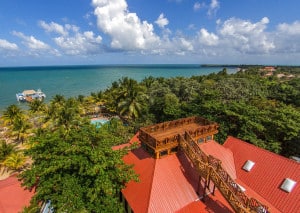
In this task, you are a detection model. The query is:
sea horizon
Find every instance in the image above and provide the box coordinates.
[0,64,236,112]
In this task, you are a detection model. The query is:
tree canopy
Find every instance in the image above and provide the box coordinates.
[19,100,137,212]
[100,67,300,157]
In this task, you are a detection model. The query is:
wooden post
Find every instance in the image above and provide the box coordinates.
[155,152,159,159]
[212,183,216,196]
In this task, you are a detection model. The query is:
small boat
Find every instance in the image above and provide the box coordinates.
[16,89,46,102]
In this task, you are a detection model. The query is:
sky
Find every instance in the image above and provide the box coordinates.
[0,0,299,66]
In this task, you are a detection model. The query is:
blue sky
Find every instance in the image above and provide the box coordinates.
[0,0,299,66]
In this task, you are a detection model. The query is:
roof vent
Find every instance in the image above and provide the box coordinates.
[280,178,297,193]
[242,160,255,172]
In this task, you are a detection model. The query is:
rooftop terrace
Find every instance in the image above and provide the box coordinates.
[139,116,219,158]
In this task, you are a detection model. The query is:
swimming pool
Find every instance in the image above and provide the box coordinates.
[91,118,109,127]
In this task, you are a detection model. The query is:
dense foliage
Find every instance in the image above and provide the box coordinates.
[17,98,137,212]
[100,67,300,157]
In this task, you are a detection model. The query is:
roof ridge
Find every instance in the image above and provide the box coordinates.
[146,157,158,213]
[224,136,299,165]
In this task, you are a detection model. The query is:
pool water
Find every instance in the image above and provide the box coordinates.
[91,118,109,127]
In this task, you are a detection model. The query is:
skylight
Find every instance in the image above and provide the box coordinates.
[280,178,297,193]
[242,160,255,172]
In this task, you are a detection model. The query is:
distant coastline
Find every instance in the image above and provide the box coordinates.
[0,64,233,111]
[1,64,300,70]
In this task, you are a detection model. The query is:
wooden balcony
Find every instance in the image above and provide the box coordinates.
[139,116,219,159]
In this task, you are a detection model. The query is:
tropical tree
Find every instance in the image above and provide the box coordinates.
[117,88,147,121]
[105,77,148,121]
[0,140,19,162]
[11,116,32,143]
[20,119,137,212]
[3,152,27,172]
[28,99,46,114]
[2,104,23,125]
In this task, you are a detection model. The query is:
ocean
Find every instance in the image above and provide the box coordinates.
[0,65,235,112]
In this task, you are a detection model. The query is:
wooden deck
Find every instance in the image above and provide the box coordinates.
[150,122,202,142]
[139,116,219,158]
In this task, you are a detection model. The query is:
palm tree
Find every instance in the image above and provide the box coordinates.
[3,152,27,172]
[0,140,19,162]
[45,94,66,121]
[28,99,47,128]
[29,99,46,114]
[51,94,65,105]
[11,116,32,144]
[2,104,23,125]
[117,84,147,121]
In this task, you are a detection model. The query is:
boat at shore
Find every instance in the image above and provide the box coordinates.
[16,89,46,102]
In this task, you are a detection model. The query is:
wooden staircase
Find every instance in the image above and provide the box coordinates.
[179,132,269,213]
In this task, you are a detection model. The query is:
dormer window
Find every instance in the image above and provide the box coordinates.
[242,160,255,172]
[280,178,297,193]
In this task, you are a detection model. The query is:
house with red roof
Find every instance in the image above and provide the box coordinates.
[1,116,298,213]
[121,117,299,213]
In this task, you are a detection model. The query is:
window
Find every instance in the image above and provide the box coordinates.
[171,147,178,153]
[198,138,204,143]
[160,150,168,157]
[242,160,255,172]
[206,135,212,141]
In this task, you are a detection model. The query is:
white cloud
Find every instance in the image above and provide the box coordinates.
[275,21,300,53]
[208,0,220,16]
[193,2,204,11]
[197,28,219,46]
[0,39,18,50]
[277,21,300,35]
[12,31,50,50]
[39,21,102,55]
[54,31,102,55]
[218,17,274,53]
[92,0,160,50]
[39,21,68,36]
[155,13,169,28]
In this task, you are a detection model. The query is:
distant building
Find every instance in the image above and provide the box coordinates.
[277,73,285,78]
[120,117,300,213]
[261,66,276,72]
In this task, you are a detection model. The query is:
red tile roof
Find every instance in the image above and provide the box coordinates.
[0,175,34,213]
[223,136,300,213]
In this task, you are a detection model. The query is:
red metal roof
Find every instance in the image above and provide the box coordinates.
[0,175,34,213]
[224,136,300,213]
[122,133,300,212]
[147,154,200,212]
[122,147,200,213]
[199,140,237,180]
[122,145,234,213]
[122,147,156,213]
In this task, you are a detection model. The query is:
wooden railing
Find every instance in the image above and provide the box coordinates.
[139,116,218,151]
[179,132,269,213]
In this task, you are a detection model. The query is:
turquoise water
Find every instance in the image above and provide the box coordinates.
[0,65,235,111]
[91,118,110,127]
